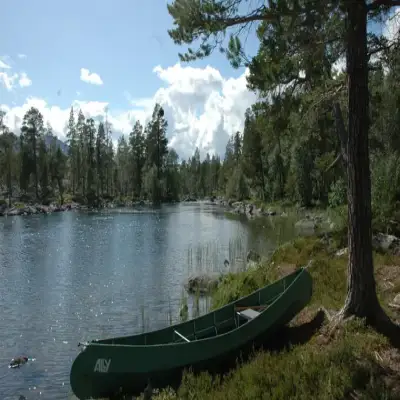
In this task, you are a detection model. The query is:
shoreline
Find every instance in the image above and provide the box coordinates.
[0,198,340,237]
[0,202,81,217]
[149,233,400,400]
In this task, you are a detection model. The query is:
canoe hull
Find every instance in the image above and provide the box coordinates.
[70,268,312,399]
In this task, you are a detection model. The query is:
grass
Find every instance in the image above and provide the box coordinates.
[144,233,400,400]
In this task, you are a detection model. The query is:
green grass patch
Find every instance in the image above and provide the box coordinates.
[151,320,394,400]
[149,234,400,400]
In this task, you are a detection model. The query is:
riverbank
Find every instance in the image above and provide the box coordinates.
[146,233,400,400]
[0,199,157,217]
[0,196,335,233]
[0,202,81,216]
[0,197,200,217]
[214,198,339,230]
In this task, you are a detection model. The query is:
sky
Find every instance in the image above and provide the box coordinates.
[0,1,399,160]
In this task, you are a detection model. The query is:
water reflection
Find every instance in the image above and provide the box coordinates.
[0,203,299,399]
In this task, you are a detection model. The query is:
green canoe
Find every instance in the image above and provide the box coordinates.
[70,267,312,399]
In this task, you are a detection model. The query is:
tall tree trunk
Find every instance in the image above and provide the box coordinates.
[7,151,12,208]
[33,135,39,201]
[340,0,382,321]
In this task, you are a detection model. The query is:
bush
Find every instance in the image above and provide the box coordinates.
[150,236,400,400]
[328,178,347,208]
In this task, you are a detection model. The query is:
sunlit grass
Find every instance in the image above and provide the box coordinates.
[148,234,400,400]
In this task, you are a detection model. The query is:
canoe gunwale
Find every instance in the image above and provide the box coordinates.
[84,268,308,349]
[70,267,313,399]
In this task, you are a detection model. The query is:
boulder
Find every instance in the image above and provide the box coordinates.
[184,273,222,295]
[372,233,400,255]
[295,219,318,231]
[246,249,261,263]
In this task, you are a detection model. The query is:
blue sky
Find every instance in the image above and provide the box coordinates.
[0,0,261,158]
[0,1,398,159]
[0,0,257,109]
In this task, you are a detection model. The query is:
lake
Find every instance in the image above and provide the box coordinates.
[0,202,299,399]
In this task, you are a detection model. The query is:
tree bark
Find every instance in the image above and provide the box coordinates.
[333,103,349,170]
[340,0,383,321]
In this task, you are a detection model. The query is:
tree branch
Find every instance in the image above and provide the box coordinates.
[368,41,397,59]
[368,0,400,11]
[212,6,276,28]
[325,153,343,173]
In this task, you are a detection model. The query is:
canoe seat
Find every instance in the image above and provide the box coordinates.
[237,308,261,321]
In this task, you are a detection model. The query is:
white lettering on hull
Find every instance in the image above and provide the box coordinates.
[94,358,111,373]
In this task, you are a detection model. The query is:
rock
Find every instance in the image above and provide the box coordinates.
[295,219,318,231]
[7,208,22,216]
[185,273,222,295]
[264,209,277,216]
[183,196,197,202]
[246,260,259,269]
[0,202,81,217]
[394,294,400,306]
[26,205,37,214]
[246,249,261,263]
[0,204,7,216]
[335,247,348,257]
[372,233,400,254]
[36,204,49,214]
[305,214,323,223]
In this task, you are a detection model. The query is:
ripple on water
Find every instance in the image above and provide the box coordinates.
[0,205,294,399]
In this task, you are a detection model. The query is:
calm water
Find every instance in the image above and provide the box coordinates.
[0,203,298,399]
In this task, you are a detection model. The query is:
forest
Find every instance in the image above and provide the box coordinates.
[0,4,399,235]
[0,45,399,227]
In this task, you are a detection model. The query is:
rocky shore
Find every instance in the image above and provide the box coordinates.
[210,198,335,231]
[210,198,280,218]
[0,202,80,217]
[184,249,263,295]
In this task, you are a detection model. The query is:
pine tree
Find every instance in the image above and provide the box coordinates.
[166,0,400,330]
[76,110,86,195]
[85,118,97,206]
[96,122,107,197]
[129,121,146,198]
[66,107,78,194]
[20,107,44,200]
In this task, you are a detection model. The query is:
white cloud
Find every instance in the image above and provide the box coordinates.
[332,56,346,75]
[0,72,18,91]
[0,70,32,91]
[18,72,32,88]
[17,54,27,59]
[80,68,103,85]
[1,63,256,159]
[0,60,11,69]
[130,63,257,157]
[383,7,400,42]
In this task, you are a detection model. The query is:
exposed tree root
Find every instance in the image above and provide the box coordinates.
[325,304,400,348]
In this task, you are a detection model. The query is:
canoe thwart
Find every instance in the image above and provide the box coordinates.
[174,330,190,342]
[237,308,261,321]
[69,268,313,400]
